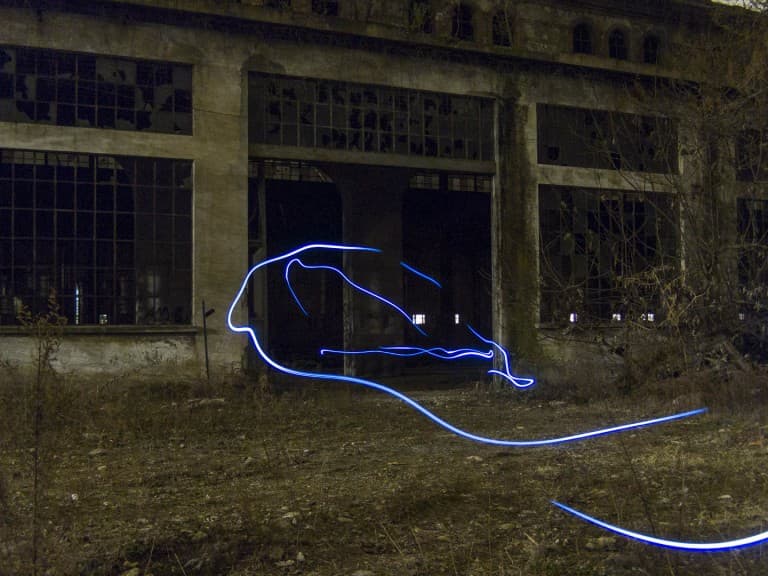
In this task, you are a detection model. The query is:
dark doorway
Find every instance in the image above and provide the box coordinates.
[247,161,343,371]
[402,174,492,352]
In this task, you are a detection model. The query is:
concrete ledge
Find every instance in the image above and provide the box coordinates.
[0,325,200,336]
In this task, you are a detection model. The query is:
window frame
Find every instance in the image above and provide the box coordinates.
[0,149,193,327]
[408,0,434,34]
[538,184,679,324]
[643,34,661,64]
[608,28,629,60]
[573,22,593,54]
[451,3,474,41]
[311,0,339,16]
[492,10,512,47]
[0,45,193,135]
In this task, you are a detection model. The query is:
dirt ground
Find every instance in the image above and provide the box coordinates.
[1,369,767,576]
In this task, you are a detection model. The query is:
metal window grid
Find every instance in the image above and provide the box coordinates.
[0,46,192,135]
[573,24,592,54]
[738,198,768,289]
[539,185,678,323]
[250,74,494,162]
[0,149,192,326]
[609,30,628,60]
[537,104,678,174]
[492,11,512,47]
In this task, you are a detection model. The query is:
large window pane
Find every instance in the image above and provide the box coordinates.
[0,149,192,326]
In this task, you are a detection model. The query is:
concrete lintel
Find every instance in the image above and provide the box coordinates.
[249,144,496,175]
[0,122,198,160]
[0,325,199,336]
[537,163,678,192]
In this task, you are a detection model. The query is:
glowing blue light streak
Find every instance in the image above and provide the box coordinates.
[284,256,427,336]
[320,346,494,360]
[551,500,768,552]
[400,261,442,288]
[321,326,535,389]
[467,324,534,388]
[228,243,707,447]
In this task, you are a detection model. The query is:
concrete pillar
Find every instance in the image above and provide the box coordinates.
[328,165,410,377]
[680,131,739,320]
[193,60,249,379]
[492,96,541,374]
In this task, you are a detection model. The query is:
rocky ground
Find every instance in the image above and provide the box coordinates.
[1,369,767,575]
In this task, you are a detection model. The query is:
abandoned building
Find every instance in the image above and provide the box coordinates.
[0,0,764,382]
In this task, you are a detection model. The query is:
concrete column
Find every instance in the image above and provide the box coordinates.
[680,129,739,319]
[328,165,410,377]
[193,60,249,379]
[492,96,541,374]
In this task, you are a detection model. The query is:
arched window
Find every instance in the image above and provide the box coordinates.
[643,34,661,64]
[408,0,433,33]
[609,29,628,60]
[573,23,592,54]
[451,3,474,41]
[312,0,338,16]
[492,10,512,46]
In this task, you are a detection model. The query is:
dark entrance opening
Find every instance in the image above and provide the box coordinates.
[402,173,492,367]
[247,161,343,371]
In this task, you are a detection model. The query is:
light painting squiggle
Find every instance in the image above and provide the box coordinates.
[227,243,706,447]
[284,248,532,387]
[285,255,427,336]
[551,500,768,552]
[400,260,442,288]
[319,328,534,388]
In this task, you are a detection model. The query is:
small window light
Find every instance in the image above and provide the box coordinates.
[739,312,746,321]
[641,312,655,322]
[454,313,461,325]
[74,283,81,326]
[412,313,426,325]
[569,312,578,323]
[612,313,622,322]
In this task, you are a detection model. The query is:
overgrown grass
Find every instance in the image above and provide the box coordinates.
[0,366,766,575]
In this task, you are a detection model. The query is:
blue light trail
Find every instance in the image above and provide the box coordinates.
[400,261,442,288]
[320,346,494,360]
[320,326,535,389]
[282,249,532,386]
[552,500,768,552]
[228,243,707,447]
[284,256,427,336]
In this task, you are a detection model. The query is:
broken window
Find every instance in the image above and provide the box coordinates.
[264,0,291,8]
[249,159,332,183]
[537,104,678,173]
[0,149,192,326]
[250,74,494,162]
[409,172,491,193]
[609,29,628,60]
[408,0,433,33]
[573,23,593,54]
[643,34,661,64]
[539,185,678,323]
[0,46,192,135]
[311,0,338,16]
[736,129,767,182]
[738,199,768,305]
[451,3,474,41]
[492,10,512,47]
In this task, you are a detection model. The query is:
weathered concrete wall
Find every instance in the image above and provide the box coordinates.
[0,332,197,379]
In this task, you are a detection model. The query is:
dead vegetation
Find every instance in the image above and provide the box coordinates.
[1,365,767,576]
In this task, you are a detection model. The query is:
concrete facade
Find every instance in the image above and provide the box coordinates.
[0,0,759,383]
